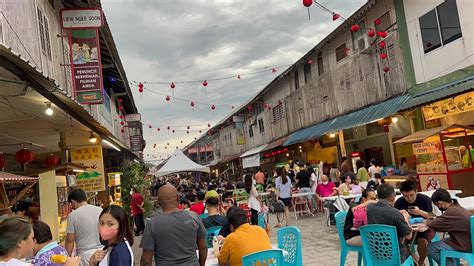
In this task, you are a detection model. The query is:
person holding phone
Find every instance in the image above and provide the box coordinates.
[394,180,433,266]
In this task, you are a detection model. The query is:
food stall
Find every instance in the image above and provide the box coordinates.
[0,172,39,215]
[394,124,474,196]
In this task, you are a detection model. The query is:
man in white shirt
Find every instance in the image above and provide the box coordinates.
[65,189,103,266]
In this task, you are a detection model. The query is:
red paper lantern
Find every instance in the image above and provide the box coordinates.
[167,126,171,130]
[165,95,171,102]
[380,53,387,59]
[172,130,175,133]
[368,30,376,37]
[157,128,160,131]
[383,66,390,73]
[119,105,123,110]
[332,13,341,21]
[208,124,211,128]
[0,154,5,169]
[237,75,241,79]
[167,142,169,146]
[138,83,144,93]
[187,126,190,130]
[121,128,125,133]
[190,101,195,107]
[194,137,197,140]
[186,131,190,134]
[199,130,202,133]
[267,105,272,110]
[307,59,313,64]
[148,125,152,129]
[119,115,124,119]
[16,148,35,164]
[247,106,253,111]
[302,0,312,7]
[374,19,381,25]
[231,106,235,109]
[202,80,208,87]
[170,82,176,89]
[378,31,387,38]
[379,41,386,48]
[181,140,183,143]
[211,105,216,110]
[118,98,123,103]
[351,24,360,32]
[271,68,277,73]
[120,121,125,126]
[45,154,60,168]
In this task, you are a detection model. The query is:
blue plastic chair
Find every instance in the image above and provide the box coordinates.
[258,213,266,229]
[439,216,474,266]
[206,226,221,248]
[359,224,414,266]
[334,211,364,266]
[242,249,284,266]
[277,226,303,266]
[199,213,209,219]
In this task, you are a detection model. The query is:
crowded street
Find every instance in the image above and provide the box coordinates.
[1,0,474,266]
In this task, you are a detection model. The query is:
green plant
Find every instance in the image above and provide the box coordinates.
[120,162,151,217]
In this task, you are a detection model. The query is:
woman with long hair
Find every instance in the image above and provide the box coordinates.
[274,167,292,227]
[244,173,261,225]
[0,216,79,265]
[89,205,134,266]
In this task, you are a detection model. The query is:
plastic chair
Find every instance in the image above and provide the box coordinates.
[292,196,313,220]
[334,211,363,266]
[242,249,284,266]
[206,226,221,248]
[359,224,414,266]
[258,213,266,229]
[439,216,474,266]
[199,213,209,219]
[277,226,303,266]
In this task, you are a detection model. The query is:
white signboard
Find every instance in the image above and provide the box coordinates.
[125,113,141,122]
[61,9,103,29]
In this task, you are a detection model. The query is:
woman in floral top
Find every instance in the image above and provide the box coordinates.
[33,221,68,266]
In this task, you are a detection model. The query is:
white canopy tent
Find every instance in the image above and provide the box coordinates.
[155,149,210,177]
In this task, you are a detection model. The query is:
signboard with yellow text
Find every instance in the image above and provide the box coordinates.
[71,146,105,192]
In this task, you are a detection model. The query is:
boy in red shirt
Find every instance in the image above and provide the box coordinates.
[190,191,206,215]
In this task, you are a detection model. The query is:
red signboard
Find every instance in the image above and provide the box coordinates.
[69,29,104,104]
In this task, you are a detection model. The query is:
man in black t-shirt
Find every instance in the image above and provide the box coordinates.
[394,180,434,266]
[295,162,314,213]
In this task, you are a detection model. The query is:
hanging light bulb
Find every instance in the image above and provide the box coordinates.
[45,102,54,116]
[89,132,98,143]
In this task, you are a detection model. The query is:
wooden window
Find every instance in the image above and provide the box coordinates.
[304,62,312,84]
[258,119,264,133]
[248,125,254,138]
[37,8,46,54]
[294,70,299,90]
[317,52,324,75]
[43,16,52,60]
[335,43,348,62]
[272,103,284,122]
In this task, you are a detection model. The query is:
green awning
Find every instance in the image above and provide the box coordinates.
[284,95,410,146]
[400,77,474,110]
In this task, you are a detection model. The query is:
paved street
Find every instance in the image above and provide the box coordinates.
[131,211,359,266]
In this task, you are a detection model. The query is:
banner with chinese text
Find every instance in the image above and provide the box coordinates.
[69,29,104,104]
[71,146,105,192]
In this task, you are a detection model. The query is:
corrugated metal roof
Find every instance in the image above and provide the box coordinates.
[284,95,410,146]
[401,77,474,110]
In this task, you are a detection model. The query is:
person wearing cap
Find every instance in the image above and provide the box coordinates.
[205,190,219,200]
[202,197,226,229]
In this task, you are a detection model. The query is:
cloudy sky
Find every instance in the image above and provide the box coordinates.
[102,0,366,161]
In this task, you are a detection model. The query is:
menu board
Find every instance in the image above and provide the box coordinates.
[413,139,447,174]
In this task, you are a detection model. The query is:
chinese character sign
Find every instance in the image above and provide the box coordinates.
[69,29,104,104]
[71,146,105,192]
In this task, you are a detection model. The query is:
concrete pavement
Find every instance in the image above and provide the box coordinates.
[131,211,359,265]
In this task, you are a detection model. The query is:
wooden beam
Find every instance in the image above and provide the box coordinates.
[9,181,37,207]
[0,183,9,208]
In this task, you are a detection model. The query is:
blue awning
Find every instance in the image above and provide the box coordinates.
[284,95,410,146]
[400,77,474,110]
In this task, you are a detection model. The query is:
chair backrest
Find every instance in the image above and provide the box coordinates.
[242,249,284,266]
[199,213,209,219]
[334,211,348,247]
[470,216,474,252]
[258,213,266,229]
[359,224,402,266]
[206,226,221,248]
[277,226,303,266]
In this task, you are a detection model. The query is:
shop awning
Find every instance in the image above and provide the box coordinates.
[262,136,288,152]
[240,144,268,158]
[284,95,410,146]
[394,124,474,144]
[400,77,474,110]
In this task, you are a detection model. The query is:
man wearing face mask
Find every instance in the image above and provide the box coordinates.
[217,207,272,266]
[66,189,103,266]
[140,184,208,266]
[130,186,145,236]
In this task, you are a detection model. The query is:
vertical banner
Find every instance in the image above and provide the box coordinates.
[69,29,104,104]
[236,122,245,145]
[71,146,105,192]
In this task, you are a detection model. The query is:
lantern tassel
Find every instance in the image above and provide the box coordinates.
[307,8,311,20]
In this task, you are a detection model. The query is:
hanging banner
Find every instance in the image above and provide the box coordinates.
[69,29,104,104]
[422,91,474,121]
[236,122,245,145]
[71,146,105,192]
